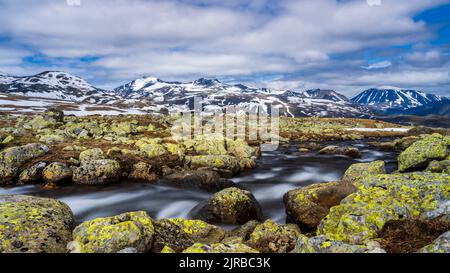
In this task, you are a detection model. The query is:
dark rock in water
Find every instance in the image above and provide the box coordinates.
[159,170,236,192]
[190,187,263,225]
[284,182,357,231]
[0,195,74,253]
[318,145,361,158]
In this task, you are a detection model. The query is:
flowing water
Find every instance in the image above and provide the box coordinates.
[0,141,399,225]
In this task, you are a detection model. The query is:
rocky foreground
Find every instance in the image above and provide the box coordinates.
[0,110,449,253]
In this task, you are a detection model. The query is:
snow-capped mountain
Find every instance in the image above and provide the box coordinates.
[113,76,370,117]
[0,71,119,103]
[352,87,444,111]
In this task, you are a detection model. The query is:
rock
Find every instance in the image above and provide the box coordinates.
[67,211,154,253]
[426,160,450,173]
[293,235,386,253]
[189,155,241,176]
[43,108,64,123]
[24,116,57,130]
[117,247,138,253]
[18,162,46,184]
[152,218,225,253]
[245,219,301,253]
[38,134,66,145]
[164,143,186,158]
[284,182,357,231]
[79,148,105,166]
[42,162,73,184]
[227,138,259,159]
[160,245,176,253]
[128,162,158,183]
[0,195,74,253]
[111,122,136,137]
[1,135,14,145]
[73,159,121,185]
[318,172,450,244]
[342,161,386,185]
[418,231,450,253]
[223,220,260,244]
[152,219,195,253]
[298,148,310,153]
[159,170,236,192]
[0,143,49,185]
[398,134,449,172]
[182,243,258,253]
[318,145,361,158]
[191,187,262,225]
[192,134,227,155]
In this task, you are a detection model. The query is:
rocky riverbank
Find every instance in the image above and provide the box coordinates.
[0,110,449,253]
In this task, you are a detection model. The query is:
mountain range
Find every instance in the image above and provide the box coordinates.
[0,71,448,118]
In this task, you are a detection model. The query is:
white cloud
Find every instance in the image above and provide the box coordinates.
[0,0,448,95]
[362,60,392,70]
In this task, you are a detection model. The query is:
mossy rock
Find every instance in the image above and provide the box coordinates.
[79,148,105,166]
[0,143,49,185]
[38,134,66,145]
[191,134,228,155]
[67,211,154,253]
[284,182,357,231]
[18,162,46,184]
[418,231,450,253]
[318,145,361,158]
[245,219,301,253]
[42,162,73,184]
[0,195,74,253]
[426,160,450,173]
[293,235,385,253]
[128,162,157,183]
[223,220,260,244]
[182,243,258,253]
[342,161,386,185]
[398,134,449,172]
[73,159,121,185]
[191,187,262,225]
[189,155,241,176]
[318,172,450,244]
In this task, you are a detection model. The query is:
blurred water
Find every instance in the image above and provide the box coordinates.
[0,141,398,224]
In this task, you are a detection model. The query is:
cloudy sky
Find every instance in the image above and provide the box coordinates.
[0,0,449,97]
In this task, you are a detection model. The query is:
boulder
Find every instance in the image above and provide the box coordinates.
[67,211,154,253]
[18,162,46,184]
[152,218,225,253]
[398,134,449,172]
[43,108,64,123]
[284,182,357,231]
[223,220,260,244]
[245,219,301,253]
[418,231,450,253]
[128,162,158,183]
[191,187,262,225]
[318,172,450,244]
[189,155,241,176]
[182,243,258,253]
[293,235,386,253]
[79,148,105,166]
[0,143,49,185]
[73,159,121,185]
[426,160,450,173]
[42,162,73,184]
[318,145,361,158]
[0,195,74,253]
[342,161,386,185]
[159,170,236,192]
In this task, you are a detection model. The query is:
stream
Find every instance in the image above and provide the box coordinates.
[0,141,399,225]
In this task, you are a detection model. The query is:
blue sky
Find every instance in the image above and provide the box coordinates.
[0,0,449,97]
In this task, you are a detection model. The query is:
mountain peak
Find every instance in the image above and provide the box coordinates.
[192,78,221,87]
